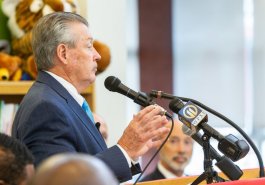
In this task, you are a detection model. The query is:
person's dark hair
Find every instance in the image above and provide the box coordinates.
[0,133,34,185]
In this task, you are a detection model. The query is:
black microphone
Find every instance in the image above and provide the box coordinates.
[169,98,215,138]
[182,125,243,180]
[149,90,175,100]
[169,98,249,162]
[95,122,101,131]
[104,76,172,118]
[182,125,222,162]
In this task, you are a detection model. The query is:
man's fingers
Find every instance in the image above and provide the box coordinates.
[146,127,171,149]
[141,115,168,133]
[149,126,170,140]
[134,105,166,122]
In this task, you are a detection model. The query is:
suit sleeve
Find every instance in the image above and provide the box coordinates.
[96,145,142,182]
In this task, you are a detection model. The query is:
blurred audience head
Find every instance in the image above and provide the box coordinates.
[159,119,194,176]
[29,153,119,185]
[0,133,34,185]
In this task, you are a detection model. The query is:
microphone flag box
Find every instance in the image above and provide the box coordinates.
[178,101,208,131]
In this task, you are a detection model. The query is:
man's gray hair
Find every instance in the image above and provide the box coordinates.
[31,12,89,71]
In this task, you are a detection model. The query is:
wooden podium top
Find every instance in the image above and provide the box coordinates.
[127,168,264,185]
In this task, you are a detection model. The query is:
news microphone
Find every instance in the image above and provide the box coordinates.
[169,98,216,138]
[104,76,172,118]
[182,125,223,162]
[182,125,243,180]
[169,98,249,162]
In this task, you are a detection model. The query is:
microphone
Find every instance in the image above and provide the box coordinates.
[181,125,222,162]
[149,90,175,100]
[182,125,243,180]
[104,76,172,118]
[95,122,101,131]
[169,98,249,162]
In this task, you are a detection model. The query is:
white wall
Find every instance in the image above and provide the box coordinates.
[172,0,262,175]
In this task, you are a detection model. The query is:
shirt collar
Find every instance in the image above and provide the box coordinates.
[45,71,84,106]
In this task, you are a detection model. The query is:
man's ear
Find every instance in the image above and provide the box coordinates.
[56,44,68,64]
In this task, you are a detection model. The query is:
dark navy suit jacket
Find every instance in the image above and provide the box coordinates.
[140,167,165,182]
[140,166,188,182]
[12,71,140,182]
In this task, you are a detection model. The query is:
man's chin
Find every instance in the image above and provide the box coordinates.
[170,162,188,172]
[88,75,96,83]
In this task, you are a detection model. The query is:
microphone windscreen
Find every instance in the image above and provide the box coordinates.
[104,76,120,92]
[95,122,101,131]
[169,98,184,112]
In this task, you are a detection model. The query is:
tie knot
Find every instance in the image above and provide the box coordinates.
[82,100,95,123]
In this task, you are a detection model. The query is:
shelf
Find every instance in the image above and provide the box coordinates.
[0,81,93,95]
[0,81,94,110]
[0,81,34,95]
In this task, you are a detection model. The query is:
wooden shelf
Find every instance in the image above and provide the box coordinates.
[0,81,94,110]
[0,81,34,95]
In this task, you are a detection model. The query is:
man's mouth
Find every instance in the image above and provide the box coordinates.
[173,156,187,163]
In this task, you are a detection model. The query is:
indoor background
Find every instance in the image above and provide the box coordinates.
[1,0,264,183]
[82,0,265,180]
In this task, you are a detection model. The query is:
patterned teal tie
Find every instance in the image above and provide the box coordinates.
[82,100,95,123]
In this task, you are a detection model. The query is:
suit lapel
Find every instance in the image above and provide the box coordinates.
[156,168,166,179]
[36,71,107,150]
[68,98,107,149]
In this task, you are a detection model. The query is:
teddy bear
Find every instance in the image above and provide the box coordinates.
[1,0,110,80]
[0,52,22,81]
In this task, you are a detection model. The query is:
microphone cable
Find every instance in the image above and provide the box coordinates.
[133,116,174,185]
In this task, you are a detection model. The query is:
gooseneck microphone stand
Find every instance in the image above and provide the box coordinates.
[191,133,225,185]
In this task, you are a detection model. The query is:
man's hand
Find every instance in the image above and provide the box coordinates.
[118,105,170,160]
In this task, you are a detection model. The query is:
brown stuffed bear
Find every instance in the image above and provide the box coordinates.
[0,52,22,81]
[2,0,110,80]
[93,40,111,74]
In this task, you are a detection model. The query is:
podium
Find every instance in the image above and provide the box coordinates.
[127,168,265,185]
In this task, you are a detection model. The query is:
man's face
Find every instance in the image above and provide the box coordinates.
[159,122,193,175]
[64,22,101,91]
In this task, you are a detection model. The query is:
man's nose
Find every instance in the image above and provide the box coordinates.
[93,47,101,62]
[176,142,186,153]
